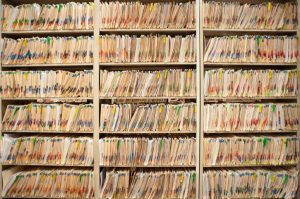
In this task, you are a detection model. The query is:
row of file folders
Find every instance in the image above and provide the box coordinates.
[0,136,196,166]
[2,169,196,199]
[2,168,298,199]
[1,103,197,132]
[1,35,298,64]
[1,135,298,167]
[0,69,196,98]
[0,69,297,98]
[203,2,297,30]
[2,1,195,31]
[2,103,298,132]
[2,2,296,31]
[1,35,196,64]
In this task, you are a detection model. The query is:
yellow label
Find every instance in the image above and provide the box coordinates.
[194,105,196,113]
[259,104,263,112]
[113,106,117,114]
[23,39,27,47]
[150,3,154,12]
[28,103,32,111]
[98,36,100,45]
[271,175,275,183]
[164,70,168,78]
[219,70,223,79]
[159,105,163,113]
[179,175,184,183]
[75,106,80,115]
[188,70,192,79]
[162,35,166,44]
[269,70,273,78]
[52,172,56,179]
[268,2,272,12]
[90,3,94,9]
[157,71,160,79]
[24,71,29,80]
[253,174,257,181]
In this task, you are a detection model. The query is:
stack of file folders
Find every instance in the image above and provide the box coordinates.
[100,69,196,97]
[100,169,196,199]
[99,137,195,166]
[204,35,298,63]
[204,136,299,166]
[203,2,297,30]
[2,169,94,198]
[203,169,298,199]
[204,69,298,97]
[2,2,94,31]
[100,103,196,132]
[2,103,93,132]
[0,70,93,98]
[204,103,298,132]
[98,34,196,63]
[1,36,94,65]
[99,1,195,29]
[1,136,93,165]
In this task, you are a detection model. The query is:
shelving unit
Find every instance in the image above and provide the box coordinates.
[199,0,300,198]
[0,0,199,198]
[0,0,299,198]
[0,0,97,198]
[97,0,200,198]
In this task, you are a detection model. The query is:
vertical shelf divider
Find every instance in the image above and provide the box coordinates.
[196,0,201,198]
[297,1,300,198]
[93,0,100,198]
[199,0,204,198]
[0,0,2,198]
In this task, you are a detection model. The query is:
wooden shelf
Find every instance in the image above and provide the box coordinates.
[100,28,196,34]
[2,163,93,167]
[2,130,93,134]
[1,97,93,101]
[204,130,298,134]
[2,29,93,36]
[99,62,196,67]
[3,196,91,199]
[100,96,196,100]
[1,63,94,68]
[100,131,196,135]
[205,96,297,102]
[203,163,297,168]
[100,165,196,168]
[204,62,297,66]
[204,28,297,36]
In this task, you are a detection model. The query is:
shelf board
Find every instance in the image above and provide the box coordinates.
[100,96,196,100]
[3,196,91,199]
[2,130,93,134]
[100,28,196,34]
[100,165,196,168]
[2,29,93,36]
[1,97,93,101]
[1,63,94,68]
[204,130,298,134]
[204,28,297,36]
[100,131,196,135]
[99,62,196,67]
[205,96,297,102]
[204,62,297,66]
[2,163,93,167]
[204,163,297,168]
